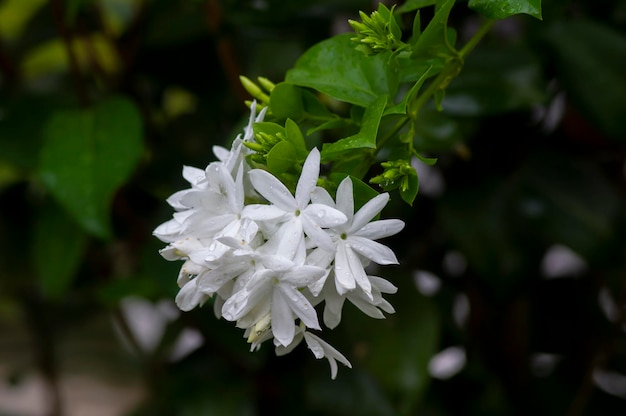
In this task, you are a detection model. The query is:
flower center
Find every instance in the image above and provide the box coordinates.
[340,233,347,240]
[295,209,301,216]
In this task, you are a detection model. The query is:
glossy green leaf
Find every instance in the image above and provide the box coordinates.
[286,33,398,107]
[267,140,297,175]
[400,169,419,205]
[39,97,143,238]
[269,83,304,121]
[321,95,387,161]
[543,20,626,141]
[33,201,87,299]
[385,66,434,115]
[411,0,456,60]
[284,118,308,159]
[396,0,436,14]
[469,0,542,20]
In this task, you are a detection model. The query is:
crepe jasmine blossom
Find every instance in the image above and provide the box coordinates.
[154,104,405,378]
[309,177,404,298]
[221,264,325,346]
[248,148,348,263]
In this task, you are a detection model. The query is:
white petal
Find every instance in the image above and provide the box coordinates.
[175,279,205,312]
[153,219,184,241]
[347,292,385,319]
[369,275,398,294]
[166,189,191,210]
[182,165,206,185]
[285,265,326,286]
[335,177,354,223]
[303,204,348,228]
[243,204,285,221]
[334,242,356,294]
[322,281,345,329]
[311,186,335,207]
[348,236,399,265]
[301,214,335,252]
[271,289,296,346]
[278,284,320,330]
[212,145,230,162]
[265,218,304,262]
[353,219,405,240]
[249,169,295,211]
[303,332,352,380]
[295,148,320,208]
[349,192,390,233]
[275,329,304,356]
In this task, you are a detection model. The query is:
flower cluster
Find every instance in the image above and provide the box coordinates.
[154,104,404,378]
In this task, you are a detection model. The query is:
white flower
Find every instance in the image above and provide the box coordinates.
[155,105,406,379]
[221,264,325,346]
[314,177,404,299]
[248,148,348,263]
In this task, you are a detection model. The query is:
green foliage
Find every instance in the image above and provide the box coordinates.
[38,97,143,238]
[286,34,398,107]
[469,0,543,20]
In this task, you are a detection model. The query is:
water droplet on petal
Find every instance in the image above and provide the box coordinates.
[317,210,326,219]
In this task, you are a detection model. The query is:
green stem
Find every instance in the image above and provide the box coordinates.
[370,19,495,172]
[459,19,495,58]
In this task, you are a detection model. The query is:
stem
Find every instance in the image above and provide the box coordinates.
[459,19,495,58]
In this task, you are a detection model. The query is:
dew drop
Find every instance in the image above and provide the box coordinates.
[317,210,326,219]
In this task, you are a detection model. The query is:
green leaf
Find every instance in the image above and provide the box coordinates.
[396,0,436,14]
[400,170,419,205]
[33,200,87,299]
[269,82,304,121]
[321,95,387,161]
[385,66,434,115]
[286,33,398,107]
[468,0,542,20]
[284,118,308,159]
[410,0,456,60]
[543,20,626,141]
[266,140,297,175]
[39,97,143,238]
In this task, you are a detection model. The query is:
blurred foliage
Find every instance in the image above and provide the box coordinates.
[0,0,626,415]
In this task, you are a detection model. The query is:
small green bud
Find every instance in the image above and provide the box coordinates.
[240,75,270,104]
[370,159,414,192]
[349,4,403,55]
[257,77,276,93]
